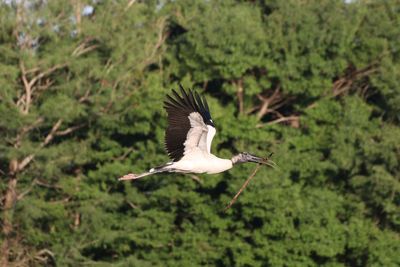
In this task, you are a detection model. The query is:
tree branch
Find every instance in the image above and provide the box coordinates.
[78,89,91,103]
[224,164,261,212]
[17,179,37,200]
[19,61,32,114]
[29,64,67,90]
[235,79,244,115]
[141,17,169,67]
[17,62,67,113]
[54,123,85,137]
[331,64,378,97]
[17,154,35,173]
[125,0,137,11]
[34,249,55,264]
[114,148,134,161]
[1,159,19,266]
[42,119,63,147]
[256,115,299,128]
[16,119,63,173]
[127,200,140,210]
[14,117,44,148]
[35,179,62,190]
[190,174,203,184]
[73,43,99,57]
[256,86,281,119]
[74,0,82,35]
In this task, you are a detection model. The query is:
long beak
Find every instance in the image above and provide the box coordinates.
[248,154,277,169]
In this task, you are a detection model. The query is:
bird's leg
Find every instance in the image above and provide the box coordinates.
[119,173,141,181]
[119,163,174,181]
[118,171,157,181]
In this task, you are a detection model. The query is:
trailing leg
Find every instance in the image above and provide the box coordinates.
[118,163,173,181]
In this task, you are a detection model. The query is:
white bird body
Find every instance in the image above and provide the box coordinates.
[168,148,233,174]
[163,111,232,174]
[119,86,273,181]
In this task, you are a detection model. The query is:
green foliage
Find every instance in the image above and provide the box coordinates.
[170,0,266,81]
[0,0,399,266]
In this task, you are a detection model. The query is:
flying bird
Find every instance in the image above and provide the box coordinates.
[119,85,275,181]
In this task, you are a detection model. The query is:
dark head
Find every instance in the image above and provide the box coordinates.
[231,152,276,168]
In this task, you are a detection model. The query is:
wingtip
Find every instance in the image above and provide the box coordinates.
[178,83,187,94]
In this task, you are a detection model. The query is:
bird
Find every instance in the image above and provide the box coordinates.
[119,85,275,181]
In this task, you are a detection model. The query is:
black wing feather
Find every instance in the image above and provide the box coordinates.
[166,95,184,110]
[194,91,206,114]
[164,85,213,162]
[202,95,210,114]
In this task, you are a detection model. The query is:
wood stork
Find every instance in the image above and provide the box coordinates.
[119,85,275,181]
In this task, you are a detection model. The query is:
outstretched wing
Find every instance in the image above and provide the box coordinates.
[163,85,215,162]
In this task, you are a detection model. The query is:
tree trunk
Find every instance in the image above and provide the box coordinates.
[1,160,19,267]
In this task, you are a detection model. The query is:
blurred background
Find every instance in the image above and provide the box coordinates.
[1,0,399,266]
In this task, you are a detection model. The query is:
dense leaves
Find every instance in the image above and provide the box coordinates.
[0,0,399,266]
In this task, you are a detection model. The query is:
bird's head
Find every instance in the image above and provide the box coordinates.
[232,152,276,168]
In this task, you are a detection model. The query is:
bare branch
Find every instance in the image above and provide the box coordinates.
[73,213,81,229]
[19,61,32,114]
[245,104,261,115]
[17,119,63,173]
[35,179,62,190]
[114,148,134,161]
[15,119,84,173]
[127,200,140,209]
[17,154,35,172]
[73,44,99,57]
[78,89,91,103]
[331,64,379,97]
[14,117,44,148]
[190,174,203,184]
[17,179,37,200]
[256,86,281,119]
[72,41,86,56]
[267,116,299,126]
[29,64,67,90]
[125,0,137,11]
[35,79,54,92]
[74,0,82,35]
[235,79,244,115]
[224,164,261,212]
[141,17,169,67]
[358,84,372,99]
[17,63,67,112]
[55,123,85,137]
[202,80,208,91]
[1,177,17,266]
[256,116,299,128]
[42,119,63,147]
[34,249,55,264]
[25,66,40,74]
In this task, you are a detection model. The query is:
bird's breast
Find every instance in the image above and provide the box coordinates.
[172,151,232,174]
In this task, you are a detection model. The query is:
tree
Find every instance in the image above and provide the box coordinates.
[1,0,399,266]
[1,0,168,265]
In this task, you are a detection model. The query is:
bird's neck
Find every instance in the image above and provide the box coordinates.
[231,154,242,165]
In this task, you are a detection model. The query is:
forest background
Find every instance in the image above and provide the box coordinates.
[0,0,399,266]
